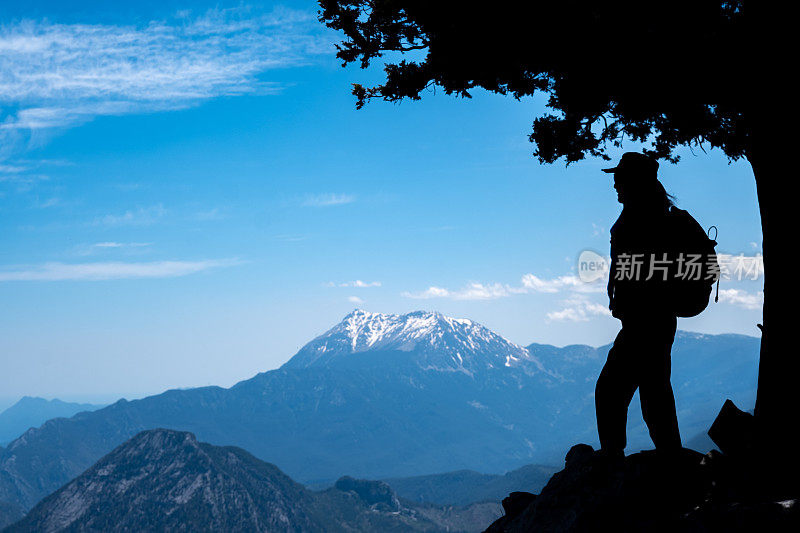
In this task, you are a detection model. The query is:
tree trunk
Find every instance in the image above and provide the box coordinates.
[748,134,797,483]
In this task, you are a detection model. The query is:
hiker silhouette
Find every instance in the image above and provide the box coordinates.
[596,152,689,456]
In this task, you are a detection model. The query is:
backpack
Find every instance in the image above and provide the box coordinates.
[667,207,720,317]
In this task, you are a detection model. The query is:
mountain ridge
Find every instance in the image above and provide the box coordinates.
[382,463,559,507]
[0,397,104,446]
[0,310,759,512]
[5,428,500,532]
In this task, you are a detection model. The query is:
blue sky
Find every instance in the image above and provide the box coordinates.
[0,0,764,405]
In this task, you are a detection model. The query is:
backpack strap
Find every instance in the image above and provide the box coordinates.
[708,226,720,303]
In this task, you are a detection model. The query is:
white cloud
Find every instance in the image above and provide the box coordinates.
[520,274,600,293]
[0,7,330,156]
[301,193,355,207]
[0,258,240,281]
[347,296,364,304]
[717,288,763,310]
[403,286,452,299]
[403,282,510,300]
[402,272,613,323]
[546,296,612,322]
[332,280,381,288]
[402,273,602,301]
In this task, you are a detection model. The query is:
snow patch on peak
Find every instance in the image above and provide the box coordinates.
[284,309,551,376]
[333,309,501,354]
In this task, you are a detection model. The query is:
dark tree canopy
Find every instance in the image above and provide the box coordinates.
[318,1,768,164]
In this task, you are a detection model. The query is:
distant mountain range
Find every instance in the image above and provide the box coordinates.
[0,397,104,446]
[4,429,500,532]
[0,310,759,513]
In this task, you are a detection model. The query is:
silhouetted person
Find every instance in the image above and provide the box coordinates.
[596,152,682,458]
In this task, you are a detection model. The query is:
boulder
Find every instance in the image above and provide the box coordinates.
[486,444,799,532]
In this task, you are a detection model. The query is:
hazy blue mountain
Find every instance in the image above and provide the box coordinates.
[0,398,104,445]
[685,430,719,454]
[0,310,759,512]
[528,330,759,453]
[0,500,24,530]
[384,463,558,506]
[5,429,500,533]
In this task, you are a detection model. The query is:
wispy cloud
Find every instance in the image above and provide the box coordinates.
[301,193,355,207]
[93,205,166,226]
[403,282,511,300]
[0,163,28,174]
[0,168,48,187]
[520,274,596,293]
[717,288,763,310]
[0,258,240,281]
[327,280,381,288]
[273,234,309,242]
[91,242,152,249]
[193,208,225,221]
[0,158,69,181]
[402,273,602,300]
[33,196,61,208]
[74,241,153,255]
[0,7,330,157]
[348,295,364,304]
[402,272,612,322]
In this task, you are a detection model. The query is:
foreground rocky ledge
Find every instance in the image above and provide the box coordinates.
[486,444,799,532]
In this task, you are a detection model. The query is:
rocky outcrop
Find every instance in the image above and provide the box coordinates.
[487,443,799,532]
[334,476,401,511]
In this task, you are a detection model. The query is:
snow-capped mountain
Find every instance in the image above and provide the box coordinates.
[0,318,759,512]
[283,309,546,375]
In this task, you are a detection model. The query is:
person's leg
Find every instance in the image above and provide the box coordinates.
[638,316,681,452]
[595,328,639,455]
